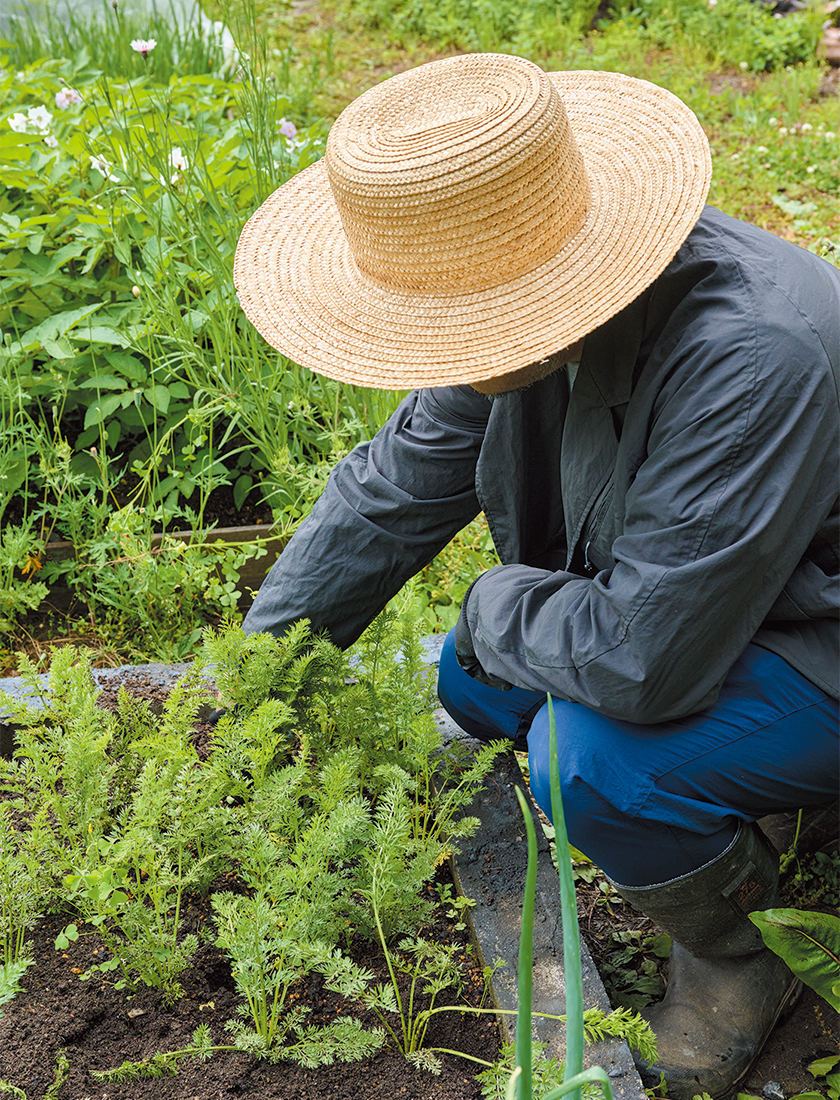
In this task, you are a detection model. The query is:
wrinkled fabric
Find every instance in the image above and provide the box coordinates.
[437,630,839,883]
[243,206,840,720]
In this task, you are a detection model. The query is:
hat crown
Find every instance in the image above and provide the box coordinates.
[325,53,590,294]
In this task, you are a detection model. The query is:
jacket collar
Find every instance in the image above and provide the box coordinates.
[476,290,650,568]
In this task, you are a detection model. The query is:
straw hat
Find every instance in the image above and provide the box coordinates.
[234,53,711,390]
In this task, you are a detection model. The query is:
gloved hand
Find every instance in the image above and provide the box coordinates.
[454,581,513,691]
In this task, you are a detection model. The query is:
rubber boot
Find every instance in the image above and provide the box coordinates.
[609,823,800,1100]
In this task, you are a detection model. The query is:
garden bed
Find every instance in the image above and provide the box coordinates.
[40,523,286,613]
[0,867,499,1099]
[1,646,836,1100]
[1,621,600,1099]
[0,649,647,1100]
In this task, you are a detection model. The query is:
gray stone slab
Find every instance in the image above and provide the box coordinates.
[0,663,202,756]
[435,709,646,1098]
[0,650,646,1095]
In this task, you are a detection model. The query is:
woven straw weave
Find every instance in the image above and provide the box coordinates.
[234,53,711,389]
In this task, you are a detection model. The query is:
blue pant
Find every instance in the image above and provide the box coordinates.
[437,632,838,886]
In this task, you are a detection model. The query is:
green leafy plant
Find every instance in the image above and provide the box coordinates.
[0,1049,69,1099]
[795,1053,840,1100]
[749,908,840,1012]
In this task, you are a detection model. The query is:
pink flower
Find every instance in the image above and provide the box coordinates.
[130,38,157,58]
[278,118,297,140]
[55,87,83,109]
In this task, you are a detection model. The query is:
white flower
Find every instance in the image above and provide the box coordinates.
[55,87,83,109]
[730,153,740,161]
[90,154,119,181]
[168,146,189,172]
[130,38,157,57]
[278,118,297,140]
[779,127,789,136]
[27,105,53,132]
[826,131,836,140]
[806,165,816,173]
[44,134,58,148]
[739,61,749,70]
[801,122,812,132]
[755,145,768,153]
[8,105,55,136]
[15,72,25,82]
[768,116,777,125]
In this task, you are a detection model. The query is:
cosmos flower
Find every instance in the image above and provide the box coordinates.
[130,38,157,58]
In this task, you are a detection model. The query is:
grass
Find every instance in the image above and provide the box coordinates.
[256,0,839,247]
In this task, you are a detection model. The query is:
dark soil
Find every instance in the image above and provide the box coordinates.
[0,894,501,1099]
[0,671,501,1098]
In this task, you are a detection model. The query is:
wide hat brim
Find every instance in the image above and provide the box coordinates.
[234,65,711,390]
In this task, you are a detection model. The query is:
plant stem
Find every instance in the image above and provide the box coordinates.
[547,695,584,1100]
[514,786,537,1100]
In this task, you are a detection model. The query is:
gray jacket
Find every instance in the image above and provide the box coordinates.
[243,207,840,721]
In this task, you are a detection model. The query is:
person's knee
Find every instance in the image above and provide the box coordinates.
[526,701,594,846]
[436,631,467,715]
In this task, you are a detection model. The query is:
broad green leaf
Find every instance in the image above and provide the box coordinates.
[81,241,107,274]
[749,909,840,1011]
[51,241,90,267]
[84,393,123,429]
[70,325,132,347]
[113,237,132,265]
[12,303,101,352]
[808,1056,840,1077]
[144,386,171,414]
[234,473,253,511]
[77,374,129,391]
[41,336,76,360]
[104,351,148,381]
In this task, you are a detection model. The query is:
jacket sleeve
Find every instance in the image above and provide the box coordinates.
[461,281,840,722]
[242,385,490,648]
